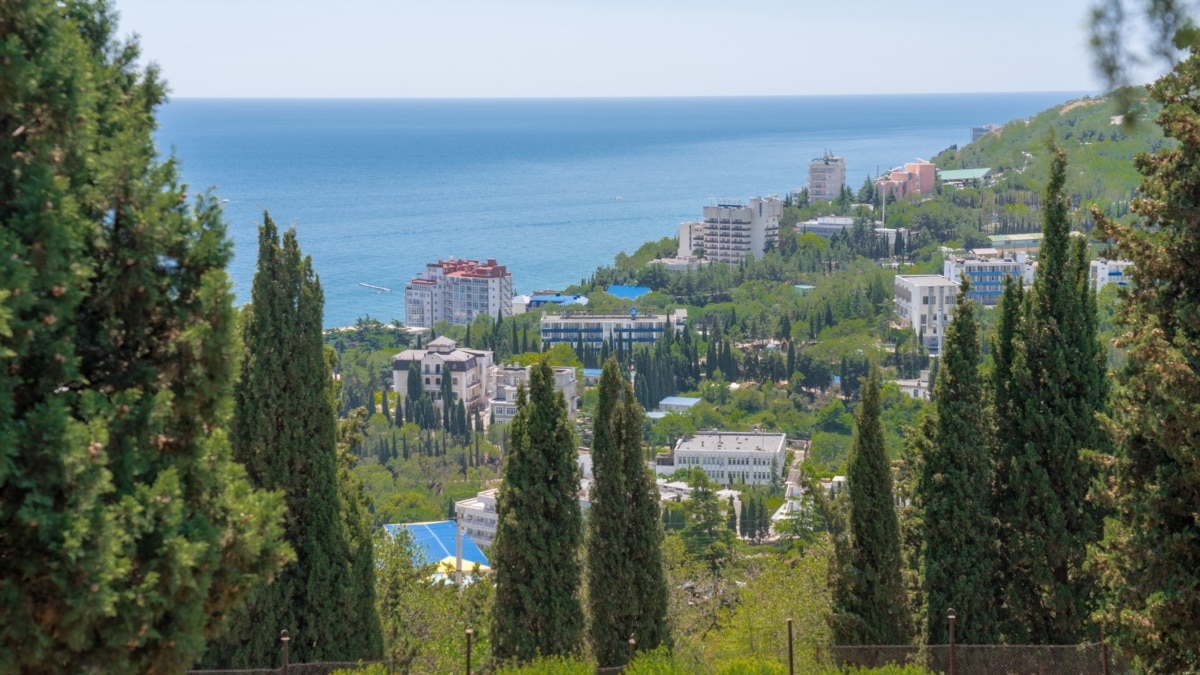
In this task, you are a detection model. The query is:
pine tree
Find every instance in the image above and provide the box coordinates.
[587,358,669,667]
[832,364,910,645]
[203,215,382,666]
[1089,44,1200,671]
[0,3,290,671]
[490,359,584,664]
[991,143,1106,644]
[917,281,997,644]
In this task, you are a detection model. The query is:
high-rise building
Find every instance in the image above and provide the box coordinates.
[808,151,846,203]
[894,275,958,354]
[403,258,513,328]
[698,196,782,264]
[877,158,936,199]
[540,309,688,350]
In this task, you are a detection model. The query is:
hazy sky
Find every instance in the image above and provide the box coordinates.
[115,0,1118,98]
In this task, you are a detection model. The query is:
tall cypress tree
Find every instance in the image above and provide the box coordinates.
[832,364,910,645]
[203,215,382,666]
[0,2,290,671]
[587,358,669,667]
[490,359,584,664]
[917,281,997,644]
[1090,45,1200,671]
[991,143,1106,644]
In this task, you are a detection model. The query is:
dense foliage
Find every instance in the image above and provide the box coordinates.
[0,2,291,671]
[1090,40,1200,671]
[490,359,585,664]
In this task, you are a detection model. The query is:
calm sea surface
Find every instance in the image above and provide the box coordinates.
[155,94,1084,328]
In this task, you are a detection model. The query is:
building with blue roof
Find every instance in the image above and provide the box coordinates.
[659,396,701,413]
[383,521,489,570]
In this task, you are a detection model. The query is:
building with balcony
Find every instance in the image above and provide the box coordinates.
[697,196,783,264]
[877,158,936,199]
[808,151,846,203]
[392,336,493,415]
[1089,258,1134,292]
[488,363,580,424]
[454,488,499,549]
[894,275,958,354]
[404,258,513,328]
[668,431,788,487]
[943,250,1034,307]
[540,309,688,350]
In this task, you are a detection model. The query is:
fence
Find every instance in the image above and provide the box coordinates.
[186,624,1134,675]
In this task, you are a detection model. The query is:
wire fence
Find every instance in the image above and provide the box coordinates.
[186,626,1133,675]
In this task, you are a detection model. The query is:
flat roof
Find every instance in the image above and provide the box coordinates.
[896,274,958,286]
[659,396,701,407]
[938,168,991,181]
[675,431,787,454]
[990,233,1044,243]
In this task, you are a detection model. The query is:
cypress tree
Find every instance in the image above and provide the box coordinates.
[832,364,910,645]
[917,281,997,644]
[1089,45,1200,670]
[991,143,1106,644]
[0,3,292,671]
[440,365,454,431]
[203,215,382,665]
[490,359,584,664]
[587,358,669,667]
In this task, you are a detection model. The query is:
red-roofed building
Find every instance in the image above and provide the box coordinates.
[404,257,514,327]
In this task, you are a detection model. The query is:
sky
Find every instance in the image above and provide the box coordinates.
[114,0,1124,98]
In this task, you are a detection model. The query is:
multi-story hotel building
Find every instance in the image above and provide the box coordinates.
[670,431,788,487]
[455,488,499,549]
[808,151,846,203]
[1089,258,1134,292]
[698,196,782,264]
[404,258,513,328]
[392,336,493,415]
[894,275,958,354]
[877,159,936,199]
[943,251,1034,307]
[540,309,688,350]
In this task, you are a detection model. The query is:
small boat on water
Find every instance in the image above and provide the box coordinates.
[359,282,391,292]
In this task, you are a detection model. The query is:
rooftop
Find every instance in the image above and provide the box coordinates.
[938,168,992,181]
[896,274,958,287]
[674,431,787,454]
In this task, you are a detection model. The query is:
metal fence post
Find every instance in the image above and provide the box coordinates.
[465,628,474,675]
[280,629,290,675]
[1101,628,1110,675]
[947,608,956,675]
[787,618,794,675]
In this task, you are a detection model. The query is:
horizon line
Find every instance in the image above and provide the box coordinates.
[165,89,1101,102]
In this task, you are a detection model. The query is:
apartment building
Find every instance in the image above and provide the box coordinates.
[392,336,494,414]
[1089,258,1134,292]
[403,258,513,328]
[808,151,846,203]
[454,488,499,549]
[698,196,782,264]
[943,251,1034,307]
[540,308,688,350]
[670,431,788,487]
[877,159,936,199]
[488,363,580,424]
[894,275,958,354]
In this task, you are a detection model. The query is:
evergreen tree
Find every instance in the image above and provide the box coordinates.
[917,281,997,644]
[0,3,291,671]
[681,467,734,570]
[831,364,910,645]
[440,365,454,431]
[587,359,670,667]
[490,359,584,664]
[203,215,382,666]
[991,143,1107,644]
[1089,45,1200,671]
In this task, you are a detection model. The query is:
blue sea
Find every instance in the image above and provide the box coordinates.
[154,94,1086,328]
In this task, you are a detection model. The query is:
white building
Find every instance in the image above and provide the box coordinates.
[404,258,513,328]
[670,431,788,487]
[455,488,498,549]
[1089,258,1134,292]
[808,151,846,203]
[540,309,688,350]
[894,275,958,354]
[698,196,783,264]
[488,363,580,424]
[392,336,494,415]
[943,250,1035,307]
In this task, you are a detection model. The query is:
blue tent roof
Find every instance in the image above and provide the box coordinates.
[383,521,489,568]
[605,285,650,300]
[659,396,701,408]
